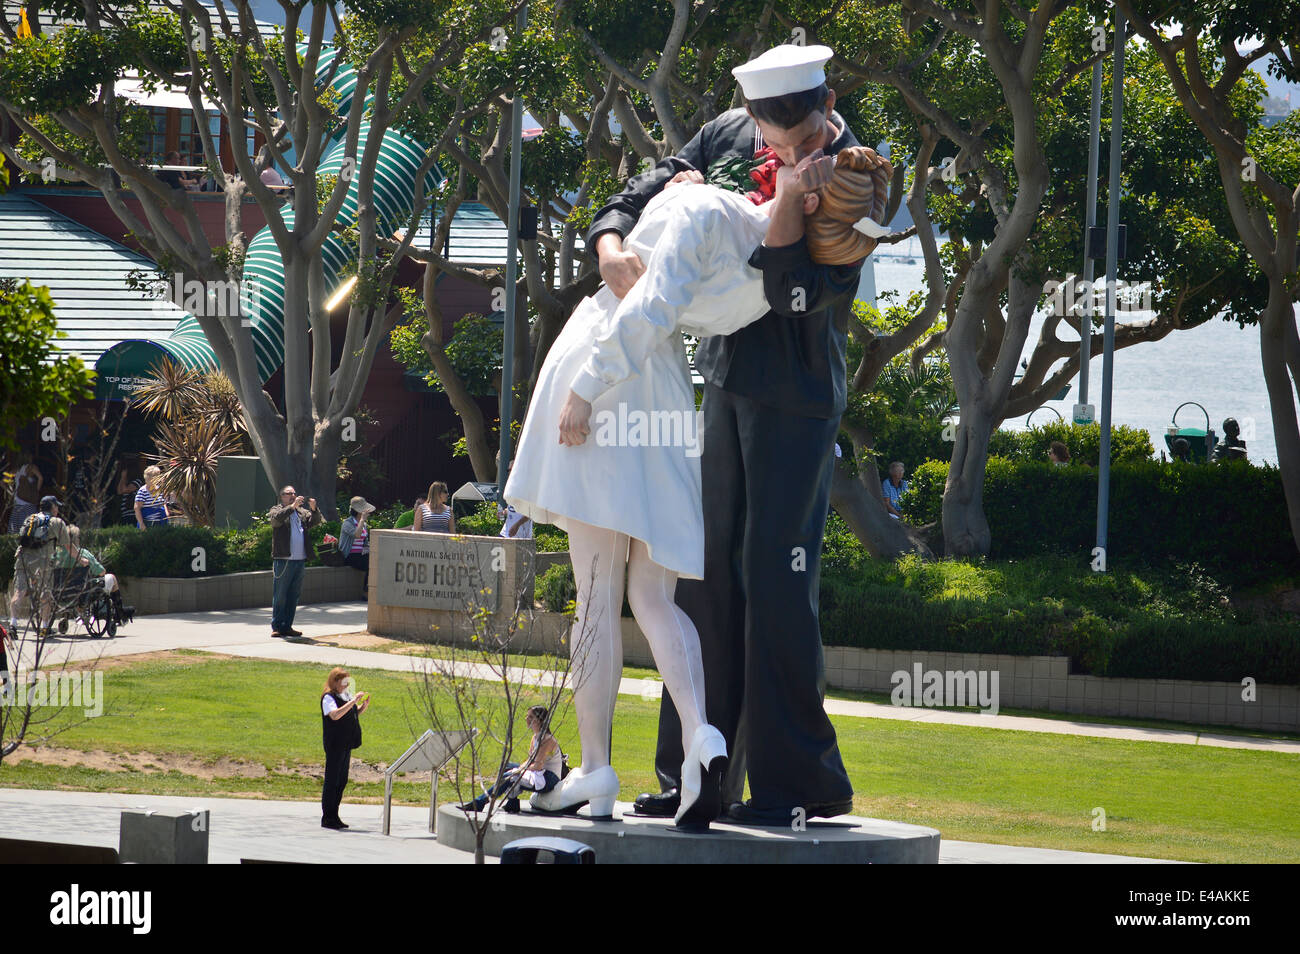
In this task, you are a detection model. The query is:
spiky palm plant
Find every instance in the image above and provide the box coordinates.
[130,359,206,422]
[133,361,248,526]
[148,417,245,526]
[198,371,250,452]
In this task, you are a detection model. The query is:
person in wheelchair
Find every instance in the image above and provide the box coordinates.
[52,526,133,637]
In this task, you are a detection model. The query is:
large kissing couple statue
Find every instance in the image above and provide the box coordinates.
[504,43,891,831]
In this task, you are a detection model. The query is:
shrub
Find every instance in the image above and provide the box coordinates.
[535,563,576,613]
[85,525,231,579]
[901,458,1299,585]
[459,501,569,550]
[458,502,503,536]
[987,421,1154,466]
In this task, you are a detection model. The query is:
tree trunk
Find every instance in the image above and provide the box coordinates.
[312,423,344,520]
[829,465,932,559]
[1259,280,1300,552]
[942,400,995,557]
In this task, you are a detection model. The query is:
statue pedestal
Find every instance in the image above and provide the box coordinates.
[436,802,939,864]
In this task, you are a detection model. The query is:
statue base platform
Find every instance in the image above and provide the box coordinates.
[436,801,940,863]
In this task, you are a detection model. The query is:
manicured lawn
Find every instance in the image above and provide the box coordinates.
[1,653,1296,863]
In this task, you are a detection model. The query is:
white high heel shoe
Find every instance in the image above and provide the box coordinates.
[675,725,728,828]
[529,764,620,820]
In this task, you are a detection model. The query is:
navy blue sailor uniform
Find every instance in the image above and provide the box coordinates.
[586,106,861,810]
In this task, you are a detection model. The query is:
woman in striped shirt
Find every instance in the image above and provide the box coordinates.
[134,465,169,528]
[413,481,455,533]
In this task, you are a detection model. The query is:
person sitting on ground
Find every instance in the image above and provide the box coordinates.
[414,481,455,533]
[337,496,375,589]
[1213,417,1248,462]
[134,465,169,528]
[881,461,909,519]
[459,705,564,814]
[9,496,72,637]
[1048,441,1071,466]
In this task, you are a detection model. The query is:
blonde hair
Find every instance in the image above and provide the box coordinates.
[426,481,448,508]
[805,146,891,265]
[143,464,163,493]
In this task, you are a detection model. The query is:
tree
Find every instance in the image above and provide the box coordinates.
[0,280,95,454]
[1116,0,1300,551]
[808,1,1269,556]
[0,1,522,517]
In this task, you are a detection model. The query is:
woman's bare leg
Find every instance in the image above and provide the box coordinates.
[565,518,628,770]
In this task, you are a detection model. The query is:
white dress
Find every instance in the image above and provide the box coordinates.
[504,183,774,579]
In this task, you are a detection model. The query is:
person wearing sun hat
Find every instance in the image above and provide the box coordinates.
[582,42,883,826]
[337,496,376,592]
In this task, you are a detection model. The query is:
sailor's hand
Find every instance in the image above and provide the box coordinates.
[664,169,704,190]
[558,391,593,446]
[598,241,646,300]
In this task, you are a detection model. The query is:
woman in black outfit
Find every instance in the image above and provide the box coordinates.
[321,667,369,830]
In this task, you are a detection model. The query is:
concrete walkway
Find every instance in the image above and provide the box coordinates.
[20,601,1300,754]
[0,789,1182,864]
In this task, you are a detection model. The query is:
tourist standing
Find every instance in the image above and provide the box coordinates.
[413,481,455,533]
[116,463,142,527]
[320,667,368,829]
[9,496,72,636]
[8,458,43,534]
[268,486,321,638]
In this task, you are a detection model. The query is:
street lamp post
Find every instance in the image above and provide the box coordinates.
[496,2,528,493]
[1094,7,1126,571]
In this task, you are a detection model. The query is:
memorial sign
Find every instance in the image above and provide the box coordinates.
[376,533,503,612]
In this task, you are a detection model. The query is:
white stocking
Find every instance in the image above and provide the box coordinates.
[625,539,706,761]
[566,519,627,771]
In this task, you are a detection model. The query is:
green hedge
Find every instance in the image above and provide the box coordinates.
[987,421,1154,466]
[902,457,1299,584]
[867,421,1155,475]
[819,555,1300,684]
[0,520,340,585]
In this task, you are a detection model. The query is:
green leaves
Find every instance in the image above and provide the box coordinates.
[391,289,504,395]
[0,27,118,113]
[0,280,95,452]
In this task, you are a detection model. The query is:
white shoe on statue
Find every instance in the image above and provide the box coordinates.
[675,725,728,829]
[529,764,619,820]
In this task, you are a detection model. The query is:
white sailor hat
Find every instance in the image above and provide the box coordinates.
[732,44,833,100]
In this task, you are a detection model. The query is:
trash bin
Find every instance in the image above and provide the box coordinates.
[500,836,596,864]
